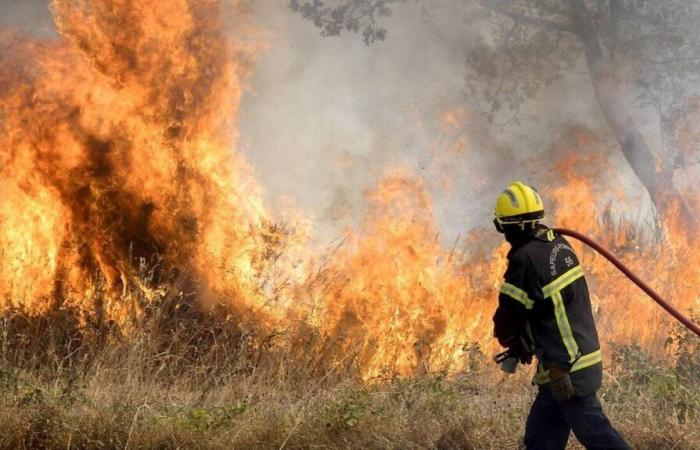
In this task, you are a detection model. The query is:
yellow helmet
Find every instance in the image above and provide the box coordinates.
[494,181,545,226]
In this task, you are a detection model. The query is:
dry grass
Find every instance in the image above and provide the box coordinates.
[0,304,697,450]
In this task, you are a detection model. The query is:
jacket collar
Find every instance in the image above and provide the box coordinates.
[506,224,552,257]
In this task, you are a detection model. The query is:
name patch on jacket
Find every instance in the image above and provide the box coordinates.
[549,242,574,276]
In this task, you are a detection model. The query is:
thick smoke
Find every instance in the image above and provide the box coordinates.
[241,1,665,243]
[1,0,660,243]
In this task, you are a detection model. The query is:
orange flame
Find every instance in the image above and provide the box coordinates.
[0,2,696,379]
[306,169,501,378]
[0,0,273,322]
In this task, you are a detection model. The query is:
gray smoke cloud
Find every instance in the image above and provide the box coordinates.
[0,0,665,245]
[0,0,55,36]
[242,1,644,242]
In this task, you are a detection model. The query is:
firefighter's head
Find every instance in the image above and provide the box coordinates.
[493,181,545,236]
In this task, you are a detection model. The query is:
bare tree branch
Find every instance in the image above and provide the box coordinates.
[481,0,576,34]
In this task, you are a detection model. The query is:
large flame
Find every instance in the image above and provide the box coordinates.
[0,0,275,322]
[545,130,700,349]
[0,1,697,379]
[305,169,503,378]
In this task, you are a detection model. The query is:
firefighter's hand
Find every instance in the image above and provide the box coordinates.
[549,364,575,402]
[506,339,533,365]
[516,349,533,365]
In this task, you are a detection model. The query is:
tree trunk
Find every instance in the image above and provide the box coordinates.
[581,35,662,202]
[567,0,683,223]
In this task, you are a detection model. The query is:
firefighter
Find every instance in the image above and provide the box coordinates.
[492,181,630,450]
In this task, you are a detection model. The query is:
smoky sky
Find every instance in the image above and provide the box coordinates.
[242,1,652,240]
[0,0,55,36]
[0,0,665,244]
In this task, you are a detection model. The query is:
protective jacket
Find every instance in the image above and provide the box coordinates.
[493,226,602,396]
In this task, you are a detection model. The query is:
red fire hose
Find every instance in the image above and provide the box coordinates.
[554,228,700,338]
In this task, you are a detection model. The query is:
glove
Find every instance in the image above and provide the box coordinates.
[514,334,534,365]
[508,343,533,365]
[499,335,533,365]
[549,363,575,402]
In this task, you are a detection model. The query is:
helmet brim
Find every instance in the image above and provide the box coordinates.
[494,210,545,225]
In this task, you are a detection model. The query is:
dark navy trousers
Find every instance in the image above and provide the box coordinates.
[524,387,630,450]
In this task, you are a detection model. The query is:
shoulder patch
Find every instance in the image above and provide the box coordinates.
[548,241,575,277]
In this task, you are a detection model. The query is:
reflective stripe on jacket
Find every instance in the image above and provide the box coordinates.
[493,227,602,396]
